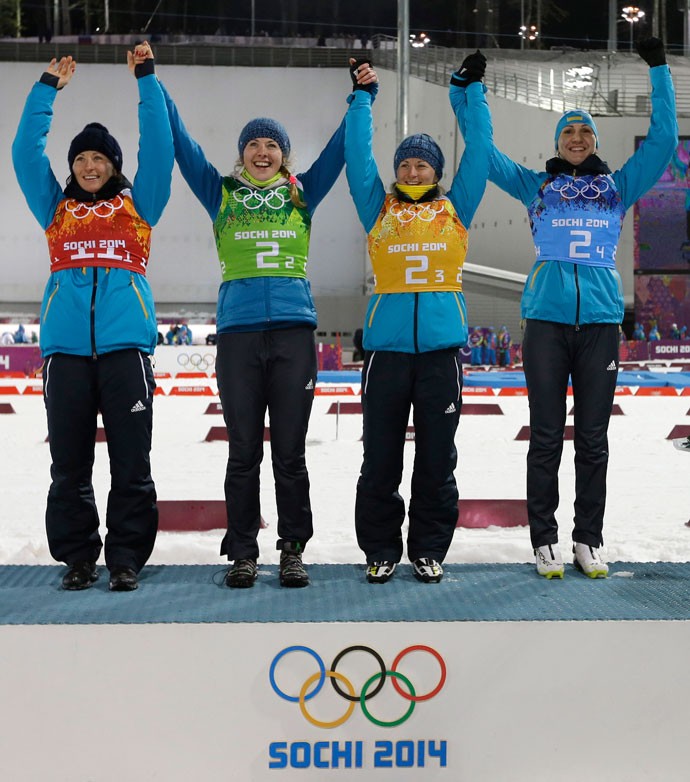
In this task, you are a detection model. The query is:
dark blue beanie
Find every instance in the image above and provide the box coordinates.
[238,117,291,157]
[68,123,123,172]
[394,133,444,179]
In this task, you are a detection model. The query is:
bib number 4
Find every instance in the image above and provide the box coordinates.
[568,230,607,261]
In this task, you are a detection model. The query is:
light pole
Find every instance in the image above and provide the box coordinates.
[621,6,645,52]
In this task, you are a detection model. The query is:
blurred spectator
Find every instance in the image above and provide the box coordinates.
[177,323,192,345]
[483,326,497,365]
[670,323,681,339]
[165,324,178,344]
[205,332,217,345]
[631,321,646,340]
[13,323,28,343]
[648,323,661,341]
[469,327,483,365]
[497,325,512,366]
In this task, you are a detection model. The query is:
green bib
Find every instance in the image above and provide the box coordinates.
[213,176,312,282]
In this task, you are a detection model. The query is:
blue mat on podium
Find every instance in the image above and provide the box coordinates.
[1,562,690,625]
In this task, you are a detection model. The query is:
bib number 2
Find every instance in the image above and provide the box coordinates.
[256,241,294,269]
[568,230,607,261]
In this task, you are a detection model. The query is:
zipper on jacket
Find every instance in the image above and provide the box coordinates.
[529,262,547,289]
[130,275,149,319]
[43,281,59,322]
[367,295,382,328]
[413,293,419,353]
[264,278,271,323]
[453,292,466,324]
[90,268,98,359]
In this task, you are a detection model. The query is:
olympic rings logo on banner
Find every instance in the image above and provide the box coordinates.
[389,199,445,224]
[65,195,125,219]
[548,176,610,200]
[176,352,216,371]
[269,645,446,729]
[233,187,289,210]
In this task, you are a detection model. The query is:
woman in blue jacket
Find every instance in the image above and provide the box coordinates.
[161,64,378,589]
[460,38,677,579]
[345,53,492,584]
[12,44,173,591]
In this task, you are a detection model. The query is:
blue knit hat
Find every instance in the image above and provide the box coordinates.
[68,123,123,172]
[554,110,598,151]
[238,118,291,157]
[394,133,444,179]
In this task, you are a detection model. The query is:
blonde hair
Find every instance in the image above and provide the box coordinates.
[280,164,306,208]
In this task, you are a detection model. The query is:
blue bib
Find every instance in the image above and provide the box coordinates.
[528,174,624,268]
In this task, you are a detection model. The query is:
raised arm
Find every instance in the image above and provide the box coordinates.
[127,42,174,226]
[613,37,678,210]
[449,52,543,207]
[299,58,379,216]
[159,81,223,221]
[12,57,76,230]
[445,51,492,226]
[344,59,385,233]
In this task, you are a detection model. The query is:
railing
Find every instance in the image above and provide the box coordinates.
[1,34,688,116]
[0,40,355,68]
[371,36,690,117]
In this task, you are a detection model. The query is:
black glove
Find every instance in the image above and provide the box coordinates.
[40,71,60,89]
[350,58,375,93]
[636,37,666,68]
[134,58,155,79]
[450,50,487,87]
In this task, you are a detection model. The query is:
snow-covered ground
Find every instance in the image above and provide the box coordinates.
[1,377,689,567]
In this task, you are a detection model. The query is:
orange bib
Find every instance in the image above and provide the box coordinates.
[46,193,151,274]
[368,195,468,293]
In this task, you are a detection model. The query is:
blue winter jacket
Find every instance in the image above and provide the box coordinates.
[160,82,347,333]
[12,73,173,358]
[346,81,492,353]
[487,65,677,325]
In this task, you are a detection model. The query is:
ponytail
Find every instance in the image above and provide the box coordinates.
[280,165,306,208]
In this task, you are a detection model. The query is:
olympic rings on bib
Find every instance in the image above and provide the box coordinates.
[389,199,445,224]
[232,186,289,210]
[548,176,611,200]
[269,644,446,727]
[65,195,125,219]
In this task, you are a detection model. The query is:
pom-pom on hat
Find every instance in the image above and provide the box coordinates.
[554,109,598,151]
[238,117,291,157]
[68,123,123,172]
[394,133,444,179]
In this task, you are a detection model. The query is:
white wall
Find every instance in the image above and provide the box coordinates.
[3,60,687,335]
[1,62,369,308]
[2,621,690,781]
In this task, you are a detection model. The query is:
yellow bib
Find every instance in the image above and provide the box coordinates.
[368,195,468,293]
